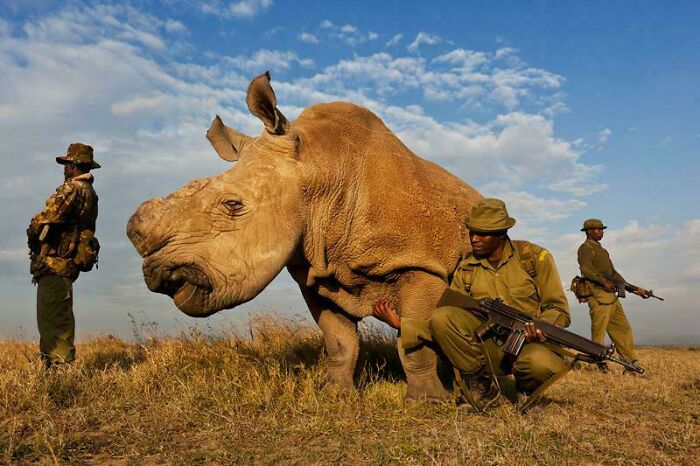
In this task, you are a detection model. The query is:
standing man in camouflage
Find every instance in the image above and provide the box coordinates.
[577,219,650,373]
[27,143,100,367]
[374,198,571,410]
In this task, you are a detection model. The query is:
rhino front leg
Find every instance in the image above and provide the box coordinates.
[397,272,450,401]
[290,282,357,388]
[314,306,359,388]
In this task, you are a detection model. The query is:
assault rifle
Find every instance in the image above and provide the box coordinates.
[614,278,664,301]
[438,289,645,374]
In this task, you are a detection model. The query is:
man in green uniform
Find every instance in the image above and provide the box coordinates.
[27,143,100,367]
[374,198,571,409]
[577,219,650,372]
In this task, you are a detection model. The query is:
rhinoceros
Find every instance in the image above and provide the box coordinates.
[127,72,483,400]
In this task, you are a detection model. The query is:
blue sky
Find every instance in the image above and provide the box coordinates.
[0,0,698,344]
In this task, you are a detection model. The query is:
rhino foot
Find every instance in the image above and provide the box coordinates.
[323,369,355,390]
[405,371,450,402]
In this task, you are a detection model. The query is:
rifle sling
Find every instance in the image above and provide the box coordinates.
[518,355,575,413]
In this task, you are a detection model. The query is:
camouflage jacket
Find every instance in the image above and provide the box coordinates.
[27,173,99,281]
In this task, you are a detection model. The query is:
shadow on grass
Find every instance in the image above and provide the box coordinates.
[82,347,146,372]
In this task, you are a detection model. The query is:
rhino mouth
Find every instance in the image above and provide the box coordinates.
[144,262,213,302]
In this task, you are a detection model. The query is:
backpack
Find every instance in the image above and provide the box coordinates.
[73,230,100,272]
[459,240,538,293]
[569,276,592,303]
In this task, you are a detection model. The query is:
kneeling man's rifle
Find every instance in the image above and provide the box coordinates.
[438,289,644,374]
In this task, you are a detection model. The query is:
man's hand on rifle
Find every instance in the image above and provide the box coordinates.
[373,299,401,330]
[603,280,615,292]
[524,321,546,343]
[633,288,651,299]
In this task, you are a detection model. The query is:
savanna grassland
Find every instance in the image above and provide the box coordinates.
[1,315,698,465]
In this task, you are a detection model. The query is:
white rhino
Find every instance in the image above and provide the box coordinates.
[127,72,483,400]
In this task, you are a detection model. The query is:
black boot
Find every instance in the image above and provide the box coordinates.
[456,370,501,413]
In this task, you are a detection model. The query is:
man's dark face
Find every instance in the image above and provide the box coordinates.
[63,162,88,180]
[587,228,605,241]
[469,231,506,258]
[63,162,77,180]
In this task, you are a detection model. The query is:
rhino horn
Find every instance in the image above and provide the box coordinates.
[246,71,289,136]
[206,115,252,162]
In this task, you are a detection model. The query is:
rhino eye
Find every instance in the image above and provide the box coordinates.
[223,199,245,217]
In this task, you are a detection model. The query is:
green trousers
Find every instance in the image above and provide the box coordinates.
[587,295,637,363]
[36,275,75,364]
[430,306,566,394]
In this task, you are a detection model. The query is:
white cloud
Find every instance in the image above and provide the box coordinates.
[433,48,488,69]
[385,33,402,47]
[111,94,169,116]
[381,109,603,197]
[295,49,565,114]
[407,32,442,52]
[0,18,11,37]
[495,47,518,59]
[598,127,612,143]
[223,49,314,72]
[164,19,187,34]
[200,0,273,18]
[298,32,319,44]
[315,21,378,46]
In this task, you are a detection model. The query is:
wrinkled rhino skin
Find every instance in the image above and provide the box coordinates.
[127,72,483,400]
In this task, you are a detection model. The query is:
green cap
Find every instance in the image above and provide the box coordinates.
[581,218,607,231]
[56,143,101,169]
[465,198,516,233]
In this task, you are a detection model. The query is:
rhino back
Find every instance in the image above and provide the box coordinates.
[293,102,482,283]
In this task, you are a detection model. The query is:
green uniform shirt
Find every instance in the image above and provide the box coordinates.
[451,239,570,326]
[401,239,570,348]
[577,238,624,288]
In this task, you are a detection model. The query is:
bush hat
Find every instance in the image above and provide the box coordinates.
[581,218,607,231]
[465,198,516,234]
[56,143,101,169]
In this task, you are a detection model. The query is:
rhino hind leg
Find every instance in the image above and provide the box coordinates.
[399,340,449,402]
[397,272,451,402]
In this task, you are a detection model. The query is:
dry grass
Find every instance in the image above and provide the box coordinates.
[1,315,698,465]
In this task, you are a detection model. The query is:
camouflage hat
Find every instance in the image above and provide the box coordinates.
[56,143,101,169]
[465,198,516,233]
[581,218,607,231]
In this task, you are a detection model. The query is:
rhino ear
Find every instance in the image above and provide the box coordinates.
[246,71,289,136]
[206,115,252,162]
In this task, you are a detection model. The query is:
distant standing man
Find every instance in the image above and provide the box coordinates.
[577,219,650,372]
[27,143,100,367]
[375,199,571,409]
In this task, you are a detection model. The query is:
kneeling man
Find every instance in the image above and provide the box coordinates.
[374,198,570,409]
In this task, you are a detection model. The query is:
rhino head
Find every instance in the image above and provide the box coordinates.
[127,72,304,317]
